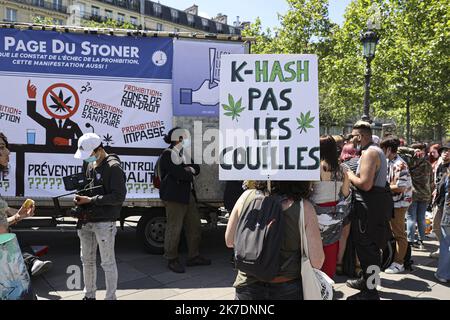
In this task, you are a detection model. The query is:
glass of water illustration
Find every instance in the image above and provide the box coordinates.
[26,129,36,145]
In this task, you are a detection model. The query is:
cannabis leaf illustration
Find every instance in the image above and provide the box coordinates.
[103,134,114,146]
[49,90,72,113]
[222,94,245,122]
[297,111,315,134]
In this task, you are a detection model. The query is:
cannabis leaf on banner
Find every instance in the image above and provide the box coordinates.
[297,111,315,134]
[222,94,244,122]
[49,90,72,113]
[103,134,114,146]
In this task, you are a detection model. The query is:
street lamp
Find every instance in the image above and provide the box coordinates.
[360,30,379,122]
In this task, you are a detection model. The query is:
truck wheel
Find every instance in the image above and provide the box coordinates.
[137,209,166,255]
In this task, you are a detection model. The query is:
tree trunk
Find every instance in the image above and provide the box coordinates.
[406,91,411,145]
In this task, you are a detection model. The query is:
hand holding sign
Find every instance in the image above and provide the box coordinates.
[27,80,37,99]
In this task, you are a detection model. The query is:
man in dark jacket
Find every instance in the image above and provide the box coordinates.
[159,127,211,273]
[73,133,126,300]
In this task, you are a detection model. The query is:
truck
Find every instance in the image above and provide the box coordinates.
[0,22,252,254]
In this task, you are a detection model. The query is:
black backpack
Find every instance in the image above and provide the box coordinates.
[233,190,285,282]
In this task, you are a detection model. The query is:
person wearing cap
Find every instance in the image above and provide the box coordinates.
[430,142,450,259]
[159,127,211,273]
[73,133,126,300]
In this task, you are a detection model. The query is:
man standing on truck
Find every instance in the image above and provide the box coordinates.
[73,133,126,300]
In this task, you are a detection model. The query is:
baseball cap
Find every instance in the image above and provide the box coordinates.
[74,133,102,160]
[438,142,450,155]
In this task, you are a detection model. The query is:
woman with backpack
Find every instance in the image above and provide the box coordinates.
[158,127,210,273]
[225,181,324,300]
[311,135,351,279]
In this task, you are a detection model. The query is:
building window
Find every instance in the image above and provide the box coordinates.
[174,27,180,32]
[216,22,223,32]
[77,3,86,17]
[156,23,163,31]
[53,18,64,25]
[187,13,194,26]
[5,8,17,22]
[229,26,235,34]
[202,18,209,31]
[130,16,137,26]
[117,13,125,23]
[170,9,179,22]
[153,4,162,17]
[105,9,113,20]
[53,0,62,10]
[91,6,100,17]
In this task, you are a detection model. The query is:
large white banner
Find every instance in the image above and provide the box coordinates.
[0,76,171,148]
[25,153,160,199]
[219,54,320,181]
[0,28,173,197]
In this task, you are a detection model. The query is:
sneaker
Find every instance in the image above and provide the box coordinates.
[346,277,367,291]
[384,262,405,274]
[186,255,211,267]
[31,259,53,277]
[434,273,448,283]
[168,258,185,273]
[82,296,96,301]
[429,250,440,259]
[346,290,380,300]
[412,240,426,251]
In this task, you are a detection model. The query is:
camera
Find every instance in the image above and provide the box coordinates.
[52,172,103,228]
[62,172,93,220]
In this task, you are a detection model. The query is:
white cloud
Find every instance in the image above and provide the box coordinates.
[198,11,211,19]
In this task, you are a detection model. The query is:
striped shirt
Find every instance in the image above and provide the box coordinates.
[387,155,413,208]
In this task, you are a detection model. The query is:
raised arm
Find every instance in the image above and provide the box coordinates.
[347,149,379,191]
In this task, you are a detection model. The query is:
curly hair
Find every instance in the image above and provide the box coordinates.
[270,181,312,201]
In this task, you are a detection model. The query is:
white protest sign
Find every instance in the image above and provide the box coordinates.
[219,54,320,181]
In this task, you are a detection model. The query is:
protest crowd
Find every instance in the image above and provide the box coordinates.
[1,119,449,300]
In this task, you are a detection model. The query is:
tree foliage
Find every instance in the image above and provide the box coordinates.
[244,0,449,141]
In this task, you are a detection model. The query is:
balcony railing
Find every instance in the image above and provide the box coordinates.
[96,0,140,13]
[11,0,67,14]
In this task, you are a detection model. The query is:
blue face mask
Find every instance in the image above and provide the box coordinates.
[84,155,98,163]
[182,139,191,148]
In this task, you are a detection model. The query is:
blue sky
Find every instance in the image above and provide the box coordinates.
[160,0,353,29]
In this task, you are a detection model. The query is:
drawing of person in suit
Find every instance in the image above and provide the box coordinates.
[26,81,83,147]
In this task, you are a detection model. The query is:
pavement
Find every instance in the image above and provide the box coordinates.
[17,222,450,300]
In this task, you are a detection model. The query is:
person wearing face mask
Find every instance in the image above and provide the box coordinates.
[73,133,126,300]
[159,127,211,273]
[344,121,393,300]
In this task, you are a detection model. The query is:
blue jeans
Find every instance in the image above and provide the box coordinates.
[436,226,450,281]
[406,201,428,242]
[235,279,303,300]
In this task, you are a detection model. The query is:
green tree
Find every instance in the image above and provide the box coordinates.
[241,17,276,54]
[82,18,136,30]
